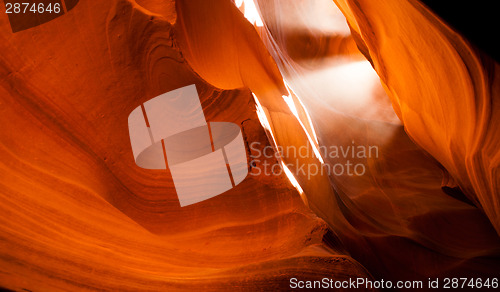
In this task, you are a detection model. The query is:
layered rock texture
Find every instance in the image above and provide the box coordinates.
[253,0,500,282]
[1,0,499,290]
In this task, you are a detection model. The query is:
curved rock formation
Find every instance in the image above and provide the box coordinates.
[253,0,500,283]
[0,0,371,290]
[1,0,499,290]
[330,0,500,234]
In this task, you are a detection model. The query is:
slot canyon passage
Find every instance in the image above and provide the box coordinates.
[0,0,499,290]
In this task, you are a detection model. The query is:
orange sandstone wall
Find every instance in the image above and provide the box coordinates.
[0,0,371,290]
[332,0,500,233]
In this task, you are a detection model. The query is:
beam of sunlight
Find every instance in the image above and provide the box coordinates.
[235,0,264,27]
[282,94,299,118]
[289,59,401,125]
[281,161,308,205]
[253,93,308,203]
[283,85,325,164]
[252,93,278,147]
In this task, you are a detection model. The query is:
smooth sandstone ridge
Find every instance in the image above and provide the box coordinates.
[1,0,499,290]
[0,0,371,290]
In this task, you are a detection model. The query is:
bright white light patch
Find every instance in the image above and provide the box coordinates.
[235,0,264,27]
[283,94,299,118]
[281,162,308,205]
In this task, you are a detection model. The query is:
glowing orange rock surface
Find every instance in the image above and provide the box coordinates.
[251,0,499,282]
[0,0,498,290]
[0,0,370,290]
[332,0,500,233]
